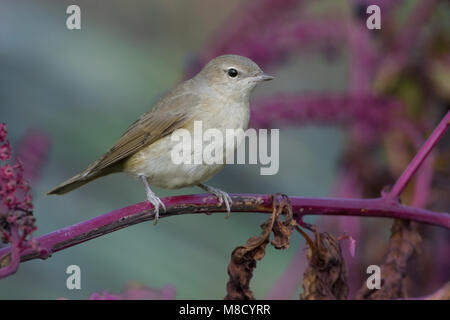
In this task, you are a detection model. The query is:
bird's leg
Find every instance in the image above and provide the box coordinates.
[140,175,166,225]
[197,183,232,218]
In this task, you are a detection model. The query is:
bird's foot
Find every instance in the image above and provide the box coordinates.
[198,184,232,218]
[146,190,166,225]
[140,175,165,225]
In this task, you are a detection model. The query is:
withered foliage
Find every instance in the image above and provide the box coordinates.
[355,220,422,299]
[300,227,349,300]
[225,194,296,300]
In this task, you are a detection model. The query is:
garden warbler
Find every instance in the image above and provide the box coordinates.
[47,55,274,223]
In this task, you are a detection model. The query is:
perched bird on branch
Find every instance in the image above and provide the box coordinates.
[47,55,273,223]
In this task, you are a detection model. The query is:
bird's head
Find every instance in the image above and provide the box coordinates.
[195,54,274,99]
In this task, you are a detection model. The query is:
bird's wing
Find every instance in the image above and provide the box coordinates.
[85,89,200,174]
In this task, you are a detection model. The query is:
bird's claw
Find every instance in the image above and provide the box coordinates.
[211,189,232,218]
[146,191,166,225]
[198,184,233,218]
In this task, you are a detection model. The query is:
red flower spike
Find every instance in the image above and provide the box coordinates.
[0,123,39,278]
[0,142,11,160]
[0,124,7,143]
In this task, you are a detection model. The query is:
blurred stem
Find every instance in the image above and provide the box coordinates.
[387,111,449,200]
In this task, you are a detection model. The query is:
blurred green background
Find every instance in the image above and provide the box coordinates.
[0,0,350,299]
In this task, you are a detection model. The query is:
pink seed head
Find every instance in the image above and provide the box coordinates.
[0,124,7,143]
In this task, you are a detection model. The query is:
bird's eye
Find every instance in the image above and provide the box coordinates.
[227,68,238,78]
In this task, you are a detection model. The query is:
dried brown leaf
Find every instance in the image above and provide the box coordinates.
[300,227,349,300]
[271,196,296,250]
[355,220,422,299]
[225,194,296,300]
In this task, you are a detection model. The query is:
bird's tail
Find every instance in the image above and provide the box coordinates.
[46,172,99,195]
[46,163,122,195]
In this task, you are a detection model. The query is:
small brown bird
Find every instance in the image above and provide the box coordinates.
[47,55,273,223]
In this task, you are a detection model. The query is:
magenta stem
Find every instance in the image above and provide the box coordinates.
[388,111,450,200]
[0,193,448,272]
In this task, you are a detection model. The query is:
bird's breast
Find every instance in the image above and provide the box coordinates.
[207,99,250,131]
[124,100,250,189]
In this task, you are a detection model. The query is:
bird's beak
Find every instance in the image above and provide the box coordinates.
[256,73,275,82]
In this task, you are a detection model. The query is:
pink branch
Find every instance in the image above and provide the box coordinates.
[250,94,403,130]
[411,154,434,208]
[0,194,448,270]
[388,111,449,200]
[348,22,376,95]
[189,19,347,77]
[376,0,439,84]
[399,120,436,208]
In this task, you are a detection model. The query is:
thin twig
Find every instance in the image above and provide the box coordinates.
[388,111,449,200]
